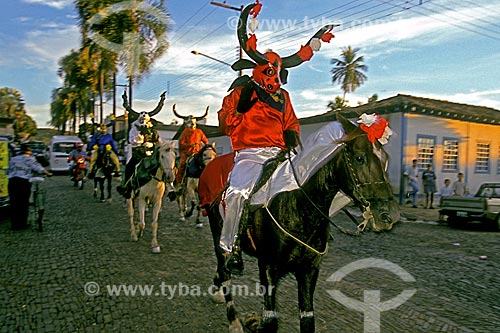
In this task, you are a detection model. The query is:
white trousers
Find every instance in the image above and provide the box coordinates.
[219,147,282,253]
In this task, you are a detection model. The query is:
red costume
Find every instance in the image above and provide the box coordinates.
[212,1,335,255]
[176,127,208,184]
[218,86,299,151]
[198,152,235,212]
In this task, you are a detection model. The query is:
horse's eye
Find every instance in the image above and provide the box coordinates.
[355,155,365,163]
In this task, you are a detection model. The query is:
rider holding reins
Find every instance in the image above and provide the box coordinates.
[174,107,209,186]
[116,91,165,199]
[88,123,121,179]
[217,2,335,273]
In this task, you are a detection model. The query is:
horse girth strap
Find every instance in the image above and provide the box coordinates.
[263,205,328,256]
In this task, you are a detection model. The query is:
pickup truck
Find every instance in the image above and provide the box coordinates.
[439,183,500,229]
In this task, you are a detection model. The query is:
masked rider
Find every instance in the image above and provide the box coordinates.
[217,2,335,273]
[116,91,165,199]
[67,142,89,179]
[173,106,209,185]
[88,123,121,179]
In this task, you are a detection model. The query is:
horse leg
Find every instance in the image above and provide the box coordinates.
[107,175,112,200]
[296,267,319,333]
[258,265,279,332]
[150,194,163,254]
[93,179,98,198]
[128,198,138,241]
[177,195,186,221]
[99,178,105,202]
[194,204,202,228]
[137,199,146,239]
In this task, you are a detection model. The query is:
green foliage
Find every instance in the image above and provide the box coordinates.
[327,96,348,112]
[0,87,25,118]
[331,46,368,100]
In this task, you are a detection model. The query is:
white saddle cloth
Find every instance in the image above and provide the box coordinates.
[251,121,347,207]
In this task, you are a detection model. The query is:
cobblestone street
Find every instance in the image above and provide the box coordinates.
[1,176,499,332]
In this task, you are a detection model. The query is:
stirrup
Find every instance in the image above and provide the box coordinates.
[225,249,244,275]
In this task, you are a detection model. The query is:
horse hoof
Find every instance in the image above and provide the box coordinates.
[195,223,203,228]
[209,289,225,304]
[179,217,186,222]
[152,246,161,254]
[228,319,244,333]
[243,312,261,332]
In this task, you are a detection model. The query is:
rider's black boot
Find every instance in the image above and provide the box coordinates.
[116,184,131,199]
[225,246,244,275]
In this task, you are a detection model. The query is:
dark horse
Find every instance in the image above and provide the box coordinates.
[176,143,217,224]
[93,149,115,202]
[199,114,400,333]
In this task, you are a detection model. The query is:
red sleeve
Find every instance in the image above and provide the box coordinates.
[199,130,209,145]
[218,88,243,136]
[178,130,190,154]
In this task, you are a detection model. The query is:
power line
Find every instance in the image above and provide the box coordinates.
[380,0,500,42]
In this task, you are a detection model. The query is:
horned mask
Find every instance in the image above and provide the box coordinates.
[173,104,209,129]
[231,1,336,93]
[122,91,166,129]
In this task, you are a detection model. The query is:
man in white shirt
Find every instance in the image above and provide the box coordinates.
[404,159,420,208]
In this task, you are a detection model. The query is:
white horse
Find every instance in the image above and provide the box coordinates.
[128,140,176,253]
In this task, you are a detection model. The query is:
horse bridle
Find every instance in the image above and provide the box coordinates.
[340,143,396,231]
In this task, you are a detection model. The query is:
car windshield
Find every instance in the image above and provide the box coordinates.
[27,142,46,150]
[53,142,76,154]
[477,186,500,198]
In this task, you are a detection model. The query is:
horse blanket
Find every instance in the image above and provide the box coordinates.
[199,121,349,210]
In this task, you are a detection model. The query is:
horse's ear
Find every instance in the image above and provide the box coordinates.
[211,142,216,149]
[336,112,366,142]
[336,112,357,134]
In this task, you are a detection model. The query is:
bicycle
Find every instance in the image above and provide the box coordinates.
[28,173,47,232]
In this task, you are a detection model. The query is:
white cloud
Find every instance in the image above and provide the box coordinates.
[21,0,73,10]
[21,26,80,70]
[416,90,500,111]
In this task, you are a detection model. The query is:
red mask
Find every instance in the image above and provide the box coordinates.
[252,52,282,93]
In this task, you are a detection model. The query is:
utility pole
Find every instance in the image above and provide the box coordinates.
[210,1,244,76]
[115,83,128,141]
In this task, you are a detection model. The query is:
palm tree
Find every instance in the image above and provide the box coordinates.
[327,96,348,112]
[0,87,25,118]
[331,46,368,101]
[74,0,170,108]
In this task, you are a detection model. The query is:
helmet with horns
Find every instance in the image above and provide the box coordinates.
[229,1,336,92]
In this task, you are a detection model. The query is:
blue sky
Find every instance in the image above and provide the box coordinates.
[1,0,500,128]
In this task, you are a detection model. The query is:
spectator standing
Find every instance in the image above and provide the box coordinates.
[403,159,420,208]
[422,164,437,209]
[438,178,453,221]
[452,172,469,196]
[6,144,52,230]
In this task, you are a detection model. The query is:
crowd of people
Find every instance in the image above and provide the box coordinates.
[404,159,470,210]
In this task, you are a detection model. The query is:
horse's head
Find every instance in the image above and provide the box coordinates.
[336,113,400,232]
[199,142,217,167]
[158,141,177,184]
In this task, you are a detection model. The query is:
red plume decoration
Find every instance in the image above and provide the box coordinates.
[246,34,258,51]
[360,117,389,143]
[297,45,313,61]
[250,0,262,18]
[321,32,335,42]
